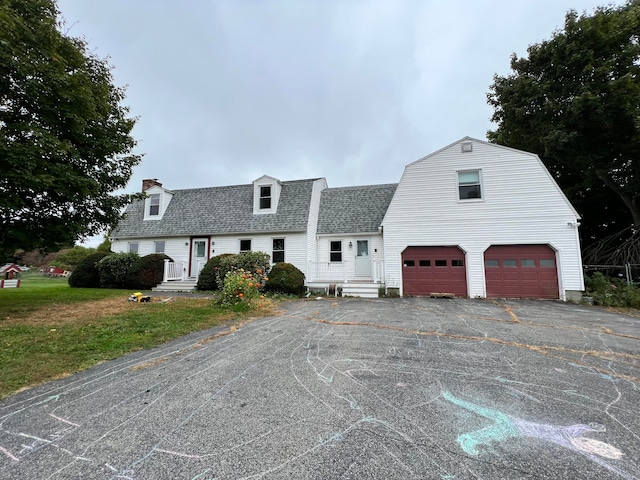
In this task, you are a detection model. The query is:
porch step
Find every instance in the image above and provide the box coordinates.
[341,283,380,299]
[153,280,198,292]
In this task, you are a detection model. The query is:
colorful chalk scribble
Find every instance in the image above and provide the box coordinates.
[443,391,630,478]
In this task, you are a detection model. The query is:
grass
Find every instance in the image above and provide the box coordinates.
[0,273,277,399]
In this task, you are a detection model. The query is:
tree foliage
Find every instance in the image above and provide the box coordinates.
[0,0,142,258]
[488,1,640,246]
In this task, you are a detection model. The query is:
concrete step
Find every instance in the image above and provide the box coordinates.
[153,281,197,292]
[341,283,380,299]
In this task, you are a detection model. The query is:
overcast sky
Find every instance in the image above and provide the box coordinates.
[55,0,623,245]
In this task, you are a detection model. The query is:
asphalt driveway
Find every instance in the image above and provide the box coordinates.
[1,298,639,479]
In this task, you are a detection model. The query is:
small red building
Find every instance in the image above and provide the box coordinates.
[0,264,24,288]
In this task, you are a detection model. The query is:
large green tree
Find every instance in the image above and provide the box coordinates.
[0,0,141,258]
[488,1,640,247]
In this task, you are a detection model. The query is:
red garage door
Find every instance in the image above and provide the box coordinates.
[484,245,559,299]
[402,246,467,297]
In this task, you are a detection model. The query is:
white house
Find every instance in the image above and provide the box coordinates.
[110,137,584,301]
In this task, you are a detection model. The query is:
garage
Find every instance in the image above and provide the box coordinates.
[402,246,467,296]
[484,245,559,299]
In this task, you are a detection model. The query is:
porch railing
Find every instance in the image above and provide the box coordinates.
[308,261,347,283]
[163,260,186,282]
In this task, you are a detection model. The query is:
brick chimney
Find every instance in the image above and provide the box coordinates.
[142,179,162,191]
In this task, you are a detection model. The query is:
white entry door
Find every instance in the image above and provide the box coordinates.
[191,238,208,278]
[355,240,371,277]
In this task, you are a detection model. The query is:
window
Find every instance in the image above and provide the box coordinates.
[503,259,517,267]
[522,259,536,267]
[452,259,464,267]
[149,194,160,215]
[128,242,138,253]
[485,259,499,267]
[260,186,272,209]
[540,259,555,267]
[273,238,285,263]
[330,241,342,262]
[458,170,482,200]
[240,239,251,252]
[419,260,430,267]
[435,260,447,267]
[403,260,415,267]
[154,241,165,254]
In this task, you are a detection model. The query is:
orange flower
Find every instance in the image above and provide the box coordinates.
[238,293,244,298]
[248,282,253,287]
[260,295,265,299]
[263,277,268,281]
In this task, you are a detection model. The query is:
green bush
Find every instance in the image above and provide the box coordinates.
[126,254,173,290]
[50,246,97,271]
[196,254,234,291]
[96,252,139,288]
[219,269,267,306]
[264,262,306,295]
[585,272,640,308]
[215,252,271,290]
[68,251,112,288]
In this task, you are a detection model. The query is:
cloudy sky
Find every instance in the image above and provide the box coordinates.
[55,1,622,244]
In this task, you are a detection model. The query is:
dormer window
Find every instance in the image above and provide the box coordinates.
[149,194,160,216]
[260,186,272,209]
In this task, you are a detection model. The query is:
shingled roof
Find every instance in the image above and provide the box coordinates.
[317,184,397,234]
[112,179,319,238]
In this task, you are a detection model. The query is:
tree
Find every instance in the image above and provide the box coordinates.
[488,1,640,247]
[0,0,142,259]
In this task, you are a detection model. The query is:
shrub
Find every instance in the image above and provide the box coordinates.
[196,254,234,291]
[51,246,97,271]
[126,254,173,290]
[264,262,305,295]
[215,252,271,290]
[68,251,112,288]
[96,252,139,288]
[585,272,640,308]
[220,268,267,306]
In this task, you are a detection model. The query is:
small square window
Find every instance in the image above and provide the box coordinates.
[154,241,165,254]
[330,241,342,262]
[260,186,272,209]
[128,242,139,254]
[273,238,285,263]
[149,194,160,216]
[435,260,447,267]
[403,260,415,267]
[240,239,251,252]
[458,170,482,200]
[419,260,430,267]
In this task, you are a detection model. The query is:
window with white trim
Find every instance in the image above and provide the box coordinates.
[128,242,139,253]
[458,170,482,200]
[154,241,165,253]
[240,239,251,252]
[149,194,160,215]
[259,186,272,209]
[272,238,285,263]
[330,241,342,262]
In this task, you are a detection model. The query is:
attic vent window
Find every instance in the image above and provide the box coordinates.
[260,186,272,209]
[461,142,473,153]
[149,194,160,215]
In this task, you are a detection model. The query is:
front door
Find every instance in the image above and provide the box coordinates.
[190,238,208,278]
[355,240,371,277]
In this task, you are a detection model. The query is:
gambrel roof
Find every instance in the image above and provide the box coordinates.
[317,184,398,234]
[112,179,320,238]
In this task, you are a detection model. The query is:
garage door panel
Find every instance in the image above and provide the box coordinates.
[484,245,558,299]
[402,247,467,297]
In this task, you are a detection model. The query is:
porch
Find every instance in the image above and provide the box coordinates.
[306,260,384,298]
[153,259,205,292]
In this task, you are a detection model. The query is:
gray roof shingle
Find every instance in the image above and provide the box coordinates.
[317,184,397,234]
[112,179,318,238]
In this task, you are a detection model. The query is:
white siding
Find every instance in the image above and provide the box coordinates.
[112,237,191,265]
[316,234,384,281]
[382,138,584,299]
[306,179,328,277]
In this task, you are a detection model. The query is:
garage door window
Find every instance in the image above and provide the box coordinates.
[522,259,536,267]
[452,259,464,267]
[435,260,447,266]
[541,259,555,267]
[503,259,517,267]
[419,260,430,266]
[485,259,499,267]
[403,260,415,267]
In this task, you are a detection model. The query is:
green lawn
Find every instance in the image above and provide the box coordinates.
[0,274,270,399]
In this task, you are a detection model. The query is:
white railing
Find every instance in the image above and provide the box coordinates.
[373,259,384,283]
[195,259,206,280]
[163,260,186,282]
[308,261,347,283]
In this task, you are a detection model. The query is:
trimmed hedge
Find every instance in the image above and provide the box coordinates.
[68,251,112,288]
[264,262,306,295]
[196,254,234,291]
[126,254,173,290]
[96,252,139,288]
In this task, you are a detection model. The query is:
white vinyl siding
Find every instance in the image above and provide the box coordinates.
[381,138,584,299]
